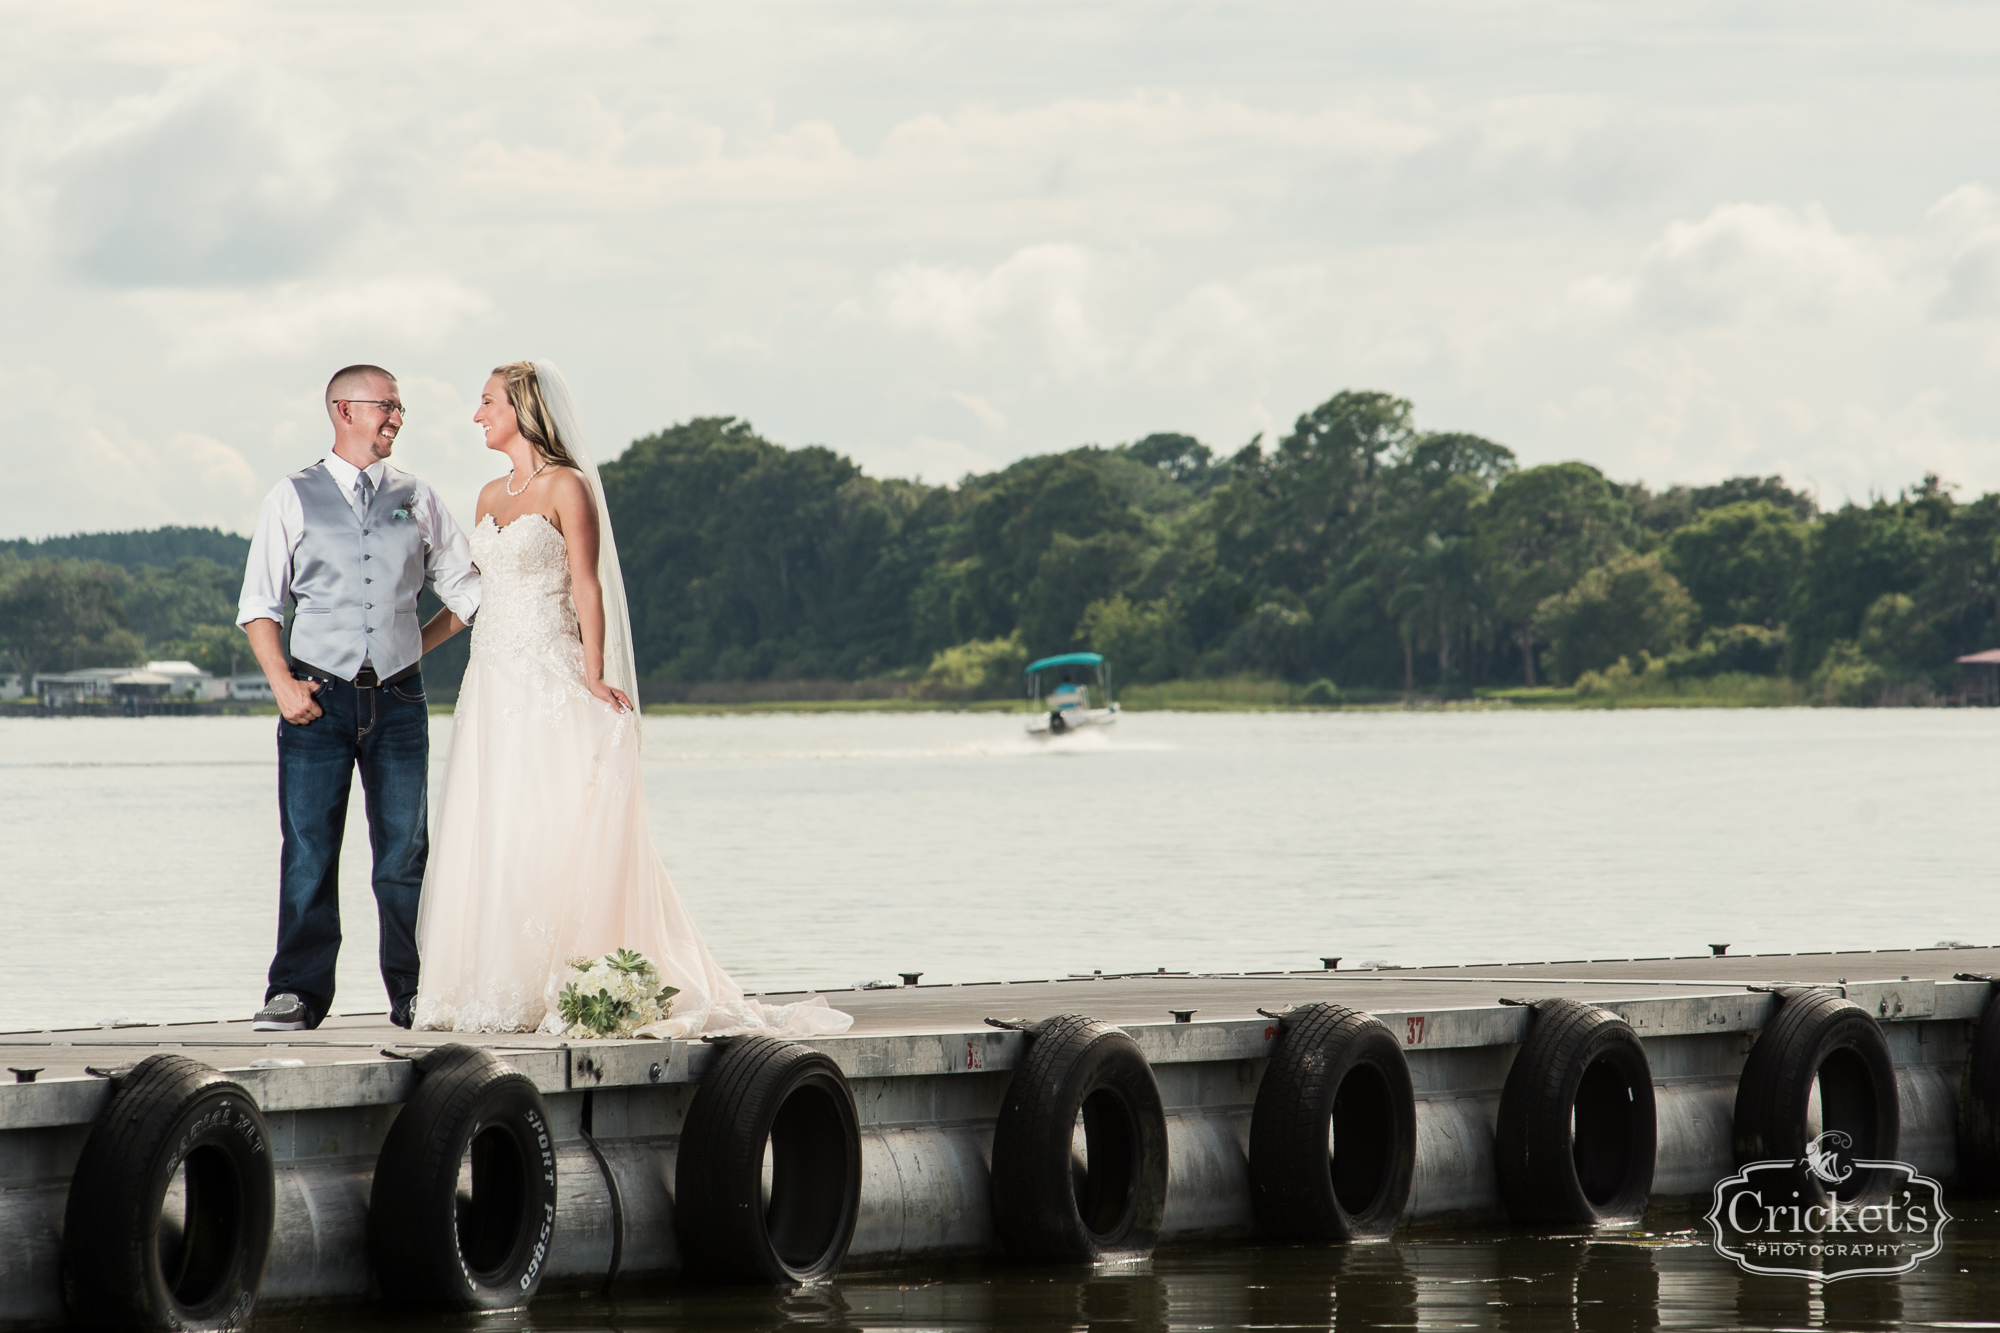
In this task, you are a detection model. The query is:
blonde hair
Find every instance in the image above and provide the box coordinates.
[493,362,579,469]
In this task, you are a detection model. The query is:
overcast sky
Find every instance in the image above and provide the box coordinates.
[6,1,2000,540]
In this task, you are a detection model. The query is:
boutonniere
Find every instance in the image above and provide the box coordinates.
[391,507,411,520]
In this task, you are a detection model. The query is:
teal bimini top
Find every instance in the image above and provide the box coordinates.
[1024,652,1105,675]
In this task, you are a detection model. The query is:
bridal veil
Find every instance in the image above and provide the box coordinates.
[533,359,640,710]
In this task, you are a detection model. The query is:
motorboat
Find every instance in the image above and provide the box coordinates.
[1023,652,1120,735]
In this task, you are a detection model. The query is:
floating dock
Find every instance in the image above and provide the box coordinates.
[5,945,1997,1327]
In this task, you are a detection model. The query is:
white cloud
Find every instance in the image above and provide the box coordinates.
[1509,191,2000,494]
[949,391,1007,431]
[1390,96,1676,222]
[35,60,365,285]
[1590,203,1898,330]
[1925,185,2000,322]
[873,244,1112,374]
[131,277,493,365]
[0,366,260,538]
[866,433,996,487]
[10,2,2000,533]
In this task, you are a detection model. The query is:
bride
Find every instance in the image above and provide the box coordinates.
[413,361,850,1039]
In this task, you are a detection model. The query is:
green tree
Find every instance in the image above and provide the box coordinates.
[157,623,248,677]
[1664,501,1809,632]
[0,525,249,571]
[602,417,944,680]
[1389,530,1482,689]
[1810,592,1941,704]
[1476,463,1633,685]
[1294,424,1514,691]
[1373,434,1509,688]
[1664,624,1787,680]
[1917,492,2000,662]
[1786,496,1945,677]
[962,452,1147,643]
[123,557,239,645]
[1854,591,1941,675]
[1395,431,1516,486]
[27,387,1928,699]
[1324,533,1418,689]
[1622,475,1818,536]
[1077,594,1175,682]
[1119,433,1217,490]
[1691,475,1817,521]
[1208,391,1411,599]
[1535,553,1696,684]
[1226,597,1315,678]
[920,632,1027,696]
[0,558,146,675]
[1018,531,1146,654]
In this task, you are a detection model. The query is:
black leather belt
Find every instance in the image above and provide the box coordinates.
[291,660,420,689]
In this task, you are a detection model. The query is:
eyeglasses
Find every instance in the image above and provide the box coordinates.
[337,399,407,417]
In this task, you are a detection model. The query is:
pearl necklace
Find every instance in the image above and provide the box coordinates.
[505,460,549,497]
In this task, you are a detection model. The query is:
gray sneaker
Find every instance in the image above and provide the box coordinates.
[252,993,310,1031]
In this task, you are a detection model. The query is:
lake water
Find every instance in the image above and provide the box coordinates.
[266,1206,2000,1332]
[0,708,1996,1030]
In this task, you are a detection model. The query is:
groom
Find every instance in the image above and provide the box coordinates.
[236,365,482,1030]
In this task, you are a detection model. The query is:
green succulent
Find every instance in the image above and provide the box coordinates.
[557,982,632,1036]
[607,948,651,975]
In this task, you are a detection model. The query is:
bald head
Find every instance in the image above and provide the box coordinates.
[325,364,397,424]
[325,364,404,467]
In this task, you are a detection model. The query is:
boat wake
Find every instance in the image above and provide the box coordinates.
[650,728,1173,762]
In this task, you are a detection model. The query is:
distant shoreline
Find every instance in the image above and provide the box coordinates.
[5,686,1960,716]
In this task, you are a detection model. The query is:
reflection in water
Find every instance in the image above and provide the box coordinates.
[259,1201,2000,1333]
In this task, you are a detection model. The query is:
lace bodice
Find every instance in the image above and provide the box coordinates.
[468,513,584,675]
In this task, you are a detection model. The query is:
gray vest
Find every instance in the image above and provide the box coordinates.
[286,462,427,680]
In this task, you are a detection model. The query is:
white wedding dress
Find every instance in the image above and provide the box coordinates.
[412,508,851,1040]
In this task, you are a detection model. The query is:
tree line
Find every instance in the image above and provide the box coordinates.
[0,529,250,678]
[599,392,1998,702]
[6,389,1999,703]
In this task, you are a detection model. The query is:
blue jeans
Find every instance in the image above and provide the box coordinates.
[269,667,429,1028]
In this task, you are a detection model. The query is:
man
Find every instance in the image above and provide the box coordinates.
[237,365,481,1030]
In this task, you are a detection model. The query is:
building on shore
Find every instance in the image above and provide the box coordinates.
[30,668,122,706]
[30,663,229,705]
[0,673,21,700]
[1955,649,2000,706]
[146,660,228,700]
[228,674,276,702]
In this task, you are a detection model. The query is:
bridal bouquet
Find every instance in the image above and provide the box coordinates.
[556,949,680,1039]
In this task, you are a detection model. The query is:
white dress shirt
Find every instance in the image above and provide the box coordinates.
[237,455,482,638]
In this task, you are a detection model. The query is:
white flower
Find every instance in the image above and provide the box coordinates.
[557,949,678,1039]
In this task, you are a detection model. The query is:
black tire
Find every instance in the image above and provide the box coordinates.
[1960,986,2000,1191]
[61,1054,276,1331]
[1249,1002,1415,1242]
[368,1044,558,1309]
[990,1014,1169,1262]
[1496,999,1657,1226]
[1734,988,1899,1203]
[675,1037,862,1284]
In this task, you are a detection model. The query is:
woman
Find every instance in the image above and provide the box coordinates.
[412,361,849,1038]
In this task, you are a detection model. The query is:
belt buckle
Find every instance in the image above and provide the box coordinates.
[353,667,381,689]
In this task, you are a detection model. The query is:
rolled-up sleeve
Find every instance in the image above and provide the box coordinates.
[419,482,482,622]
[237,478,302,627]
